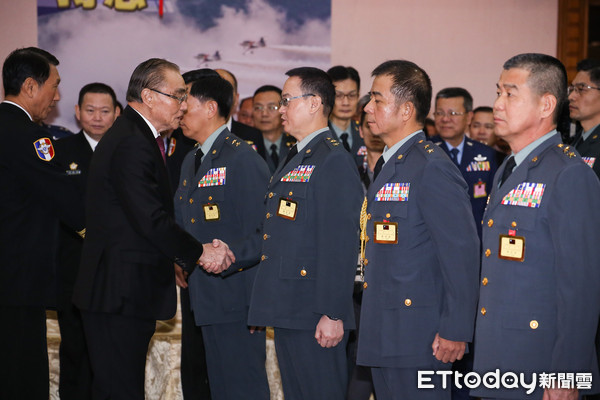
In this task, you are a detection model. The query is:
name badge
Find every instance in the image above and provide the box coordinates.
[374,222,398,244]
[277,198,297,220]
[473,182,487,198]
[498,234,525,261]
[203,204,220,221]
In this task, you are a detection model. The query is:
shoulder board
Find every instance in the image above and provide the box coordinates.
[324,136,341,149]
[556,143,577,159]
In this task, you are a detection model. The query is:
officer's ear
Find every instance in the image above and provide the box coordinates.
[539,93,557,120]
[309,95,322,115]
[21,77,38,99]
[401,101,415,122]
[206,100,219,118]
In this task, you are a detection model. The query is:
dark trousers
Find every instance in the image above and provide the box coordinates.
[58,295,92,400]
[274,327,349,400]
[371,361,452,400]
[0,305,48,400]
[180,287,211,399]
[347,286,375,400]
[201,321,269,400]
[82,311,155,400]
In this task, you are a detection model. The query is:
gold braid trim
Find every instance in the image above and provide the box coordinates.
[358,196,368,281]
[76,228,86,239]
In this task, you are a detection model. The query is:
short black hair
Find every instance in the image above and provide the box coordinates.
[473,106,493,114]
[216,69,238,92]
[371,60,432,125]
[189,76,233,120]
[576,58,600,87]
[182,68,220,85]
[254,85,282,97]
[326,65,360,91]
[358,94,370,126]
[503,53,567,124]
[2,47,59,96]
[126,58,180,103]
[285,67,335,117]
[78,82,118,108]
[436,87,473,112]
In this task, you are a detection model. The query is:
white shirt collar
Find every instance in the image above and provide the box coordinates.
[130,107,160,139]
[82,130,100,151]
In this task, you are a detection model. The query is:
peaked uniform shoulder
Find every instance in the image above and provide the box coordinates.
[324,135,341,150]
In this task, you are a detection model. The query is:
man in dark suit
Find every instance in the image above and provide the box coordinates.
[72,58,234,400]
[232,67,363,399]
[327,65,366,169]
[53,82,119,400]
[251,85,296,173]
[175,75,271,400]
[0,47,85,400]
[472,53,600,400]
[356,60,480,400]
[432,87,498,239]
[216,68,266,156]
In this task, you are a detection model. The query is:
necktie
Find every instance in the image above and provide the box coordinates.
[499,156,516,187]
[270,144,279,167]
[194,149,204,173]
[449,148,459,166]
[283,144,298,167]
[156,136,167,164]
[340,133,351,152]
[373,155,385,180]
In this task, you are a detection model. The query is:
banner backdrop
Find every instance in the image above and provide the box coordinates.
[38,0,331,132]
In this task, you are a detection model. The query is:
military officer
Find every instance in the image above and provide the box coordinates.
[356,60,480,400]
[231,67,363,400]
[472,53,600,400]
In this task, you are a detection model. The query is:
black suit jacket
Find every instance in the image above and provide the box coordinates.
[575,125,600,180]
[0,102,84,307]
[231,120,266,156]
[72,106,204,320]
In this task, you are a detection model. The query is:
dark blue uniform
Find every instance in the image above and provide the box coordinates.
[329,120,367,169]
[175,129,271,400]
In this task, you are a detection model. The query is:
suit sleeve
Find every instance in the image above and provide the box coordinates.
[549,162,600,371]
[419,158,480,342]
[111,134,203,270]
[314,151,363,320]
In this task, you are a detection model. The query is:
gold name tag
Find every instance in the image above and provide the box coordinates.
[203,204,220,221]
[498,234,525,261]
[374,222,398,244]
[277,198,297,220]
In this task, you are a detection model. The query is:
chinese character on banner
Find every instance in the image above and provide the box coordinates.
[575,373,593,390]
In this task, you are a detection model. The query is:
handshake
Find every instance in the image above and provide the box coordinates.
[175,239,235,288]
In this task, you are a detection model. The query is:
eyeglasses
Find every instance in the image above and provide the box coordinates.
[279,94,315,108]
[253,105,280,113]
[433,110,466,118]
[335,91,359,101]
[568,83,600,95]
[149,88,188,104]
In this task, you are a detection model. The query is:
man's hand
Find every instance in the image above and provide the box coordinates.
[198,239,235,274]
[542,388,579,400]
[314,315,344,348]
[174,264,188,288]
[431,333,466,363]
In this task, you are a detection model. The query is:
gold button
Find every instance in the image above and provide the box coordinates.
[306,149,311,154]
[363,282,368,289]
[238,268,243,272]
[191,218,195,224]
[268,192,274,199]
[487,219,493,227]
[300,269,307,276]
[385,213,391,218]
[485,249,491,257]
[189,198,193,204]
[266,213,271,219]
[364,258,368,265]
[481,307,487,315]
[367,213,372,220]
[482,277,488,286]
[179,196,182,200]
[511,221,517,228]
[404,299,412,307]
[183,179,187,186]
[208,196,213,201]
[289,191,293,196]
[530,320,538,329]
[212,149,217,154]
[260,255,266,261]
[397,154,403,160]
[263,234,269,240]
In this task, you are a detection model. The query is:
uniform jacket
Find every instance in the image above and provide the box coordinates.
[232,120,266,158]
[472,134,600,399]
[329,120,367,170]
[433,135,498,238]
[232,130,363,330]
[258,133,297,174]
[357,131,480,369]
[174,129,270,326]
[0,102,84,307]
[72,106,204,320]
[575,124,600,180]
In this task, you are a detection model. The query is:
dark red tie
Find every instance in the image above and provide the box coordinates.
[156,136,166,164]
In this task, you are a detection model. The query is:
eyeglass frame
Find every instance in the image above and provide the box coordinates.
[148,88,188,104]
[433,110,466,118]
[568,83,600,96]
[253,104,280,113]
[335,91,359,101]
[279,93,315,108]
